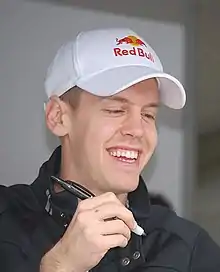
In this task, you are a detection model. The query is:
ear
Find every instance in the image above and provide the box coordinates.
[45,96,69,137]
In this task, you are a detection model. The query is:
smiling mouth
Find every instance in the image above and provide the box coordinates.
[108,149,139,163]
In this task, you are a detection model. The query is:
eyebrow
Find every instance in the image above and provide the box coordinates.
[103,96,159,108]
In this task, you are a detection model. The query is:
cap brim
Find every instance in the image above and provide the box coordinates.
[77,66,186,109]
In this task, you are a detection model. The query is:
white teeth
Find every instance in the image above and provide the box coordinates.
[109,149,138,159]
[113,151,117,156]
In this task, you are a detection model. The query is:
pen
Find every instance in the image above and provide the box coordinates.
[51,175,146,236]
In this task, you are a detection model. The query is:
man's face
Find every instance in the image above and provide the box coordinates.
[66,79,159,195]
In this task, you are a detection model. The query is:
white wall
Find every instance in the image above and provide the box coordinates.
[0,0,188,215]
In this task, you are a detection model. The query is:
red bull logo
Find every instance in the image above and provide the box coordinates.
[116,35,147,47]
[114,35,154,62]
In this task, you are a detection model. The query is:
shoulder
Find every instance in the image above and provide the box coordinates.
[0,185,10,213]
[0,183,40,214]
[0,183,51,261]
[149,205,206,248]
[0,183,44,243]
[0,183,44,272]
[144,205,220,270]
[163,208,220,269]
[165,210,201,241]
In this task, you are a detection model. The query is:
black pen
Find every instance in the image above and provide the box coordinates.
[51,175,95,199]
[51,175,146,236]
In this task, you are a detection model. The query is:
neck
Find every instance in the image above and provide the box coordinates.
[55,145,128,205]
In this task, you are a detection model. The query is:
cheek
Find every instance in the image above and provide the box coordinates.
[144,124,158,149]
[68,118,89,153]
[84,121,118,154]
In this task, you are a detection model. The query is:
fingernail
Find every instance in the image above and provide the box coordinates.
[133,221,138,229]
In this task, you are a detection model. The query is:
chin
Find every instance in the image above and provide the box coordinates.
[110,175,140,194]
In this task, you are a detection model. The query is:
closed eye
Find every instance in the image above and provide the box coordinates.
[142,113,156,121]
[103,109,125,114]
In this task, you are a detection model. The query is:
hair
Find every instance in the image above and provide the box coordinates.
[59,86,82,110]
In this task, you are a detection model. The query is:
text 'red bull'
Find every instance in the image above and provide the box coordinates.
[113,47,154,62]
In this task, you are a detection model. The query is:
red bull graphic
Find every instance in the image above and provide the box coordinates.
[114,35,154,62]
[116,35,147,47]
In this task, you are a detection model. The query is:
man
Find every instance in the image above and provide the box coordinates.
[0,28,219,272]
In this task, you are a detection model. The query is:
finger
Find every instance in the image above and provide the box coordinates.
[103,234,129,249]
[99,219,131,240]
[69,193,120,228]
[76,192,121,212]
[92,203,135,231]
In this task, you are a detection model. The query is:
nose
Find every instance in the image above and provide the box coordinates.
[120,111,144,138]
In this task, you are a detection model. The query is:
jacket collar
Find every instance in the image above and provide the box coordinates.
[31,146,151,228]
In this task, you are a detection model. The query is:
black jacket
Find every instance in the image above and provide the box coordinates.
[0,147,220,272]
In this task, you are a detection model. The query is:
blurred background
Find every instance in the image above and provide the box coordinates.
[0,0,219,245]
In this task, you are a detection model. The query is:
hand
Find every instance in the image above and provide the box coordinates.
[40,192,136,272]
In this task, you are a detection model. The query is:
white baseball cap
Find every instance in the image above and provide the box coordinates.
[44,28,186,109]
